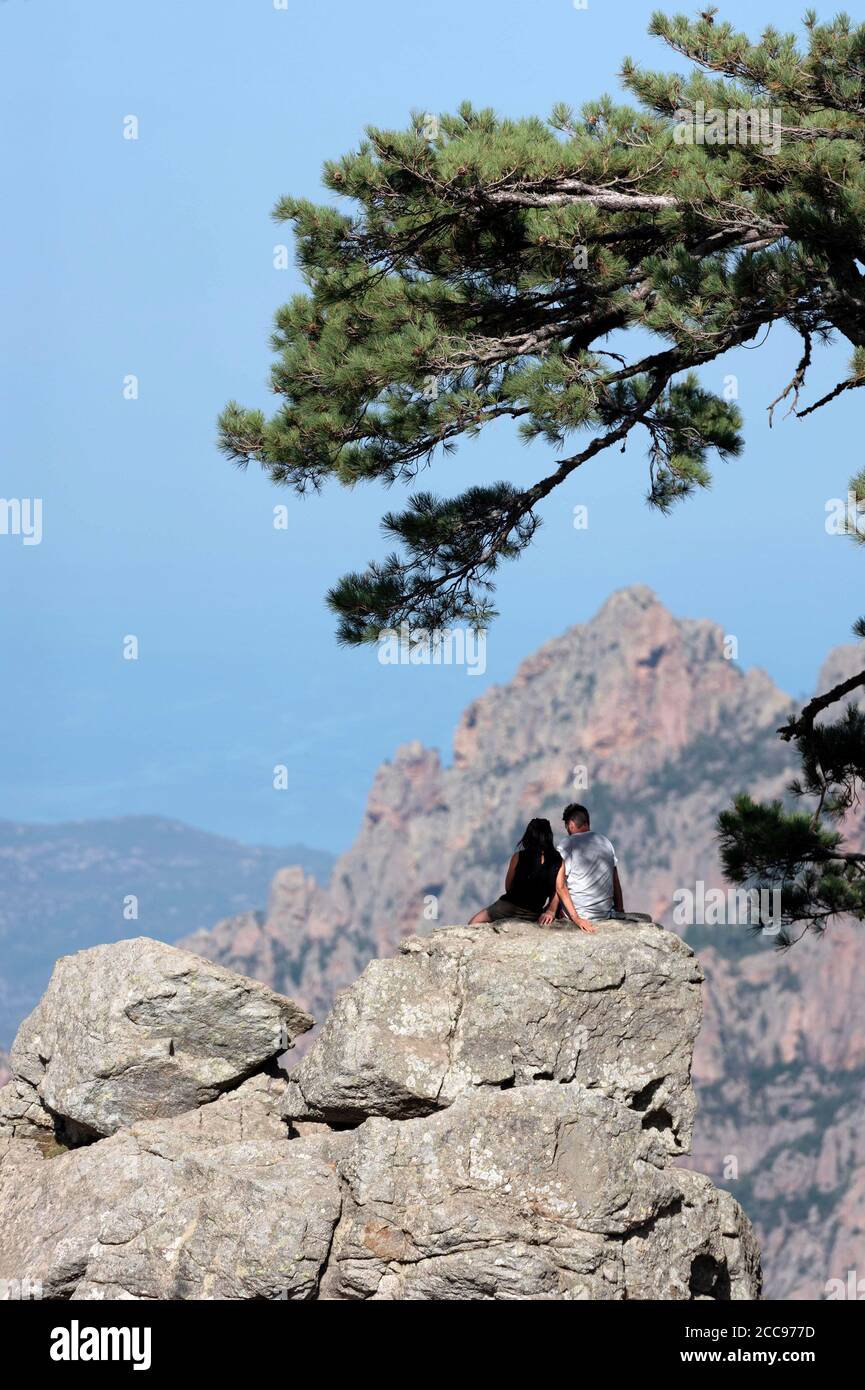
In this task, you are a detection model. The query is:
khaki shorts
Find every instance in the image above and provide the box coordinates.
[485,896,540,923]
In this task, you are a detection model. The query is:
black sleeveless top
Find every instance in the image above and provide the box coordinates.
[508,849,562,912]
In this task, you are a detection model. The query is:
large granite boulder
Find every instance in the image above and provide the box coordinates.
[282,920,700,1153]
[0,937,312,1139]
[322,1083,760,1301]
[0,922,761,1300]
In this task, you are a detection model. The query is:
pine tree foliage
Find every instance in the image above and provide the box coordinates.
[221,9,865,938]
[719,703,865,944]
[221,10,864,639]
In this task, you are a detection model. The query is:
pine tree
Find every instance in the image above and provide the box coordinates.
[221,9,865,939]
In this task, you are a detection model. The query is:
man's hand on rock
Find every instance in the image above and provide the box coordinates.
[572,915,597,933]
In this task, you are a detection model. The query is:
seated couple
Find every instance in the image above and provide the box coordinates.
[470,803,623,934]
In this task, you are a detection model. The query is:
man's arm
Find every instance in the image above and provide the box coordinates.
[505,853,519,895]
[555,864,597,934]
[613,867,624,914]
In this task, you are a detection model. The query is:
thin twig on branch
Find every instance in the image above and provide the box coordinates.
[767,332,812,426]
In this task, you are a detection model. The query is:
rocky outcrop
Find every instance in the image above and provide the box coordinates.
[0,924,761,1301]
[0,938,312,1141]
[179,587,865,1299]
[282,919,700,1155]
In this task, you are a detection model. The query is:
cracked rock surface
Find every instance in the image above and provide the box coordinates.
[0,923,761,1300]
[321,1084,759,1300]
[282,920,700,1154]
[0,1076,349,1301]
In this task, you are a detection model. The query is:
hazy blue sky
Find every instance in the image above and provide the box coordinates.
[1,0,861,850]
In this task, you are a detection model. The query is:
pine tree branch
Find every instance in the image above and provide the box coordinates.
[518,372,671,510]
[796,372,865,418]
[779,670,865,740]
[480,180,678,211]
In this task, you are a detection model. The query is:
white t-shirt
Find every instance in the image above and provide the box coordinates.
[556,832,618,920]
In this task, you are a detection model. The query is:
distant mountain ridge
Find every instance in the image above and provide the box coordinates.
[180,586,865,1300]
[0,816,333,1047]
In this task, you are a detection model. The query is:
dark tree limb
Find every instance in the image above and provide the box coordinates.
[779,669,865,740]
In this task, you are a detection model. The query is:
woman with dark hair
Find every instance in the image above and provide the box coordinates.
[469,818,568,926]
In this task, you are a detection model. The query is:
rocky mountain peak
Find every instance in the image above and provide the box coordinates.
[452,585,789,793]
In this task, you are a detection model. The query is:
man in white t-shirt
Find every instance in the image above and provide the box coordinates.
[555,803,624,928]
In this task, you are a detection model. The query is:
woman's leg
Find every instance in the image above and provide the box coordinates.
[469,908,493,924]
